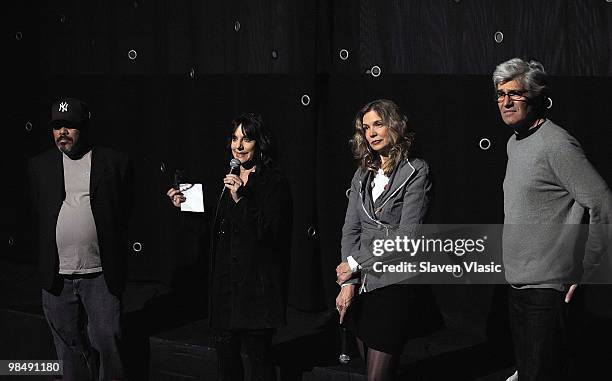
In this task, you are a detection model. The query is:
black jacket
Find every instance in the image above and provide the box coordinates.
[212,167,292,329]
[28,147,131,295]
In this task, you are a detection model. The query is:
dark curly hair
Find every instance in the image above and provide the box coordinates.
[229,113,276,168]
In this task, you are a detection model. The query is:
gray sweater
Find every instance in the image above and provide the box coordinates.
[502,120,612,286]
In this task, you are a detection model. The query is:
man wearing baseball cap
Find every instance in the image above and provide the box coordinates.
[28,97,131,380]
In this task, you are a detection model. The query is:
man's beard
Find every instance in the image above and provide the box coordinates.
[56,136,74,153]
[56,133,91,160]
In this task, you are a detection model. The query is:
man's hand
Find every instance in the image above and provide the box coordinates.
[565,284,577,303]
[336,284,356,324]
[336,261,353,284]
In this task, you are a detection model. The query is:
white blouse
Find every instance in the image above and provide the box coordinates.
[371,168,390,202]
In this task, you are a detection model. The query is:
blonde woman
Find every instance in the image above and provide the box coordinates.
[335,99,432,381]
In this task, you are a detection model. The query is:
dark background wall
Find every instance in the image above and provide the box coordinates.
[4,0,612,313]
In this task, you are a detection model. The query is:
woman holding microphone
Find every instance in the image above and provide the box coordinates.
[167,113,291,381]
[335,99,432,381]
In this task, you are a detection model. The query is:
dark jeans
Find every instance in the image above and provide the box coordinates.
[42,273,123,381]
[214,329,275,381]
[508,287,570,381]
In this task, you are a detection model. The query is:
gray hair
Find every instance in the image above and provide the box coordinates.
[492,58,548,99]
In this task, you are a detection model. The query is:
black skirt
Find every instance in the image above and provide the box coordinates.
[346,284,422,354]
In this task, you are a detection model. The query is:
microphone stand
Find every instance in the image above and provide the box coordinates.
[339,323,351,364]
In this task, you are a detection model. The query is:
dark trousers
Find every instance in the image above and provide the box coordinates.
[214,329,275,381]
[508,287,570,381]
[42,273,123,381]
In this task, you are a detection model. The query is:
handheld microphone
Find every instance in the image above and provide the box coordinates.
[217,158,242,201]
[228,158,241,175]
[211,157,243,254]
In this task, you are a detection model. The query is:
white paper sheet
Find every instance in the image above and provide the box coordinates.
[179,183,204,213]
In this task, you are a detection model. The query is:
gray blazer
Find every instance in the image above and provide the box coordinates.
[341,158,432,293]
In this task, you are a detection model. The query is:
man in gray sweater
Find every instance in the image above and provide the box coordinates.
[494,58,611,380]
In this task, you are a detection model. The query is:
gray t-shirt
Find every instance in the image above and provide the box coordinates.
[56,151,102,274]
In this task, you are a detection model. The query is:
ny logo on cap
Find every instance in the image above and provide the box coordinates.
[59,102,69,112]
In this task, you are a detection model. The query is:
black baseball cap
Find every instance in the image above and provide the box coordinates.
[49,97,91,129]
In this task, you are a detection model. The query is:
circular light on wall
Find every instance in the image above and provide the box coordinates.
[301,94,311,106]
[370,65,381,77]
[339,49,349,61]
[15,32,23,41]
[494,31,504,44]
[234,21,241,32]
[132,242,142,252]
[25,121,33,132]
[128,49,138,60]
[307,226,317,238]
[271,50,278,59]
[546,97,553,109]
[8,236,15,246]
[189,67,195,78]
[479,138,492,151]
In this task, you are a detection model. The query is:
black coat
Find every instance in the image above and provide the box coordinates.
[28,147,132,296]
[211,167,292,329]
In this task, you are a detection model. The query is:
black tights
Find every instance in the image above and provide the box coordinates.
[214,329,275,381]
[356,337,398,381]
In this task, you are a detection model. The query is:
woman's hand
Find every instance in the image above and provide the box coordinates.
[166,188,186,207]
[223,173,244,203]
[336,284,355,324]
[336,261,353,284]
